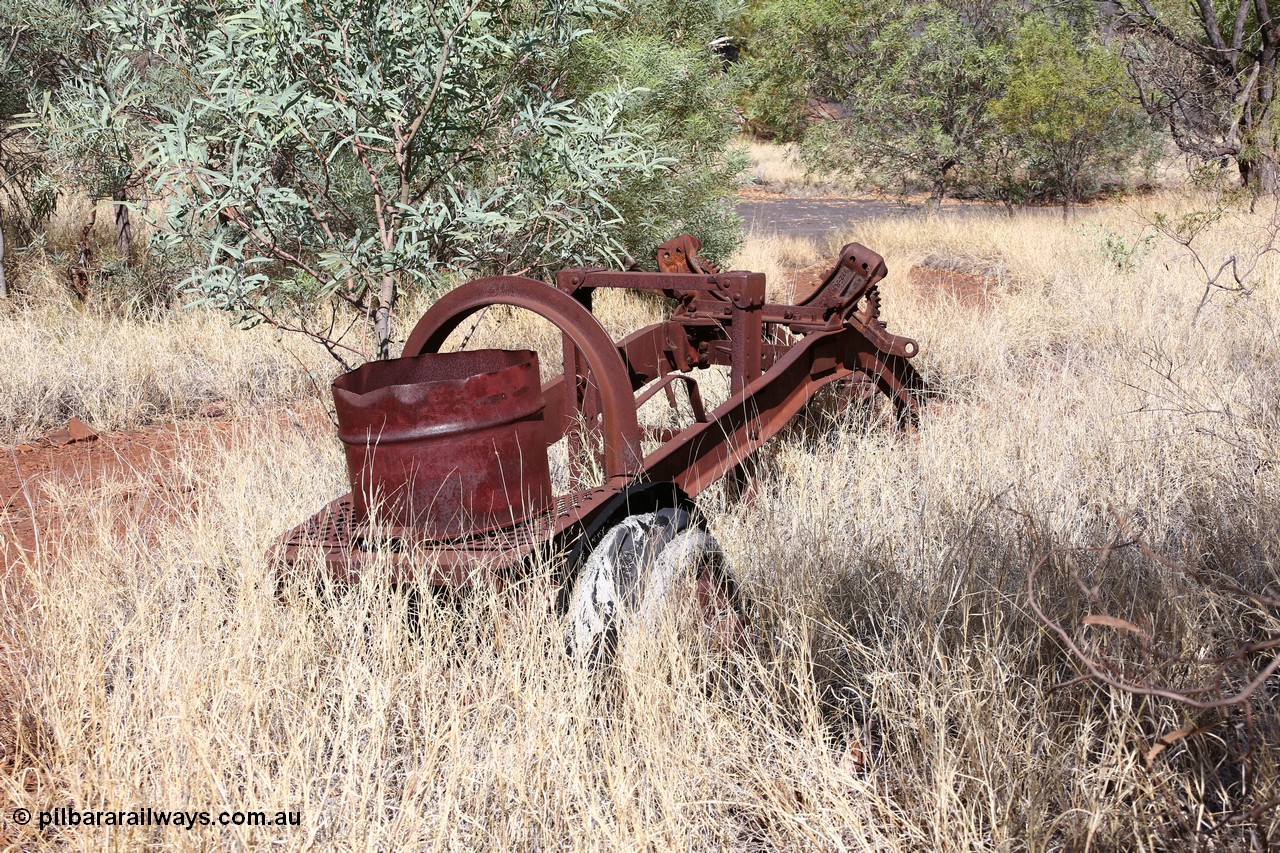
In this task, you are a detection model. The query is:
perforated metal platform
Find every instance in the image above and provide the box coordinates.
[276,486,613,586]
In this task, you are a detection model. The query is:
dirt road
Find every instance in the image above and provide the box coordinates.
[735,195,1041,242]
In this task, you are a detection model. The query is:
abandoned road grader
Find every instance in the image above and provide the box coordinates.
[275,235,927,657]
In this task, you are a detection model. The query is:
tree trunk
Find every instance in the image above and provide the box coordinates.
[374,272,396,360]
[114,187,133,262]
[0,207,7,299]
[1239,152,1279,209]
[929,163,957,215]
[928,179,946,215]
[1062,159,1079,221]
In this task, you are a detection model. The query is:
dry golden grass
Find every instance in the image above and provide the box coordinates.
[734,139,857,197]
[731,232,825,276]
[0,304,328,442]
[3,199,1280,849]
[0,233,333,443]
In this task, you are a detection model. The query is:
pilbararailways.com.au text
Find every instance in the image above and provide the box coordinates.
[34,807,300,831]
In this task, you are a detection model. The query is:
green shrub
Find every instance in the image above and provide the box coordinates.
[562,0,745,265]
[68,0,690,362]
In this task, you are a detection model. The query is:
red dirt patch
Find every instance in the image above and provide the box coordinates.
[1,417,192,847]
[771,263,829,303]
[1,419,237,579]
[907,265,996,308]
[0,409,329,846]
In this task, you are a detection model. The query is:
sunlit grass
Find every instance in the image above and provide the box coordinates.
[3,199,1280,848]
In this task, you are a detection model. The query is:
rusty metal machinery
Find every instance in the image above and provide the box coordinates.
[276,234,927,604]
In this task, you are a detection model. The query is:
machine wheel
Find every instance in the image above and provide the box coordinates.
[565,506,745,663]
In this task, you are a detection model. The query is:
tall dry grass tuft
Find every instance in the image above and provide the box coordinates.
[0,303,327,442]
[734,139,856,197]
[1,229,358,443]
[2,201,1279,848]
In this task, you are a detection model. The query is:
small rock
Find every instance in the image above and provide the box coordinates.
[67,417,98,443]
[45,427,73,446]
[45,417,99,447]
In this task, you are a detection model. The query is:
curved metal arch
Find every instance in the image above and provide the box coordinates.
[402,276,643,482]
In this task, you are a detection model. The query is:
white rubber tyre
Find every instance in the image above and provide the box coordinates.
[565,507,741,662]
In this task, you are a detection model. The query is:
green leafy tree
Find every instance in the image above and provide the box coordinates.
[0,0,87,295]
[992,17,1157,217]
[83,0,675,364]
[802,1,1010,209]
[561,0,745,264]
[735,0,862,141]
[36,47,169,264]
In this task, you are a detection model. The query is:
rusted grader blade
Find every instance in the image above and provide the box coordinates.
[276,234,927,655]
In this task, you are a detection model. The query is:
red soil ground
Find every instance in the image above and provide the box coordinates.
[1,415,247,846]
[906,266,996,308]
[1,418,239,578]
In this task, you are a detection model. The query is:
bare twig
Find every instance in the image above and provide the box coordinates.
[1028,508,1280,710]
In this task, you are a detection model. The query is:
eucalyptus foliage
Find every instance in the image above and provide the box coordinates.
[93,0,675,363]
[562,0,745,264]
[802,1,1010,209]
[0,0,84,293]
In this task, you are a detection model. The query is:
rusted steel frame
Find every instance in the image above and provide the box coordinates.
[559,288,596,484]
[683,297,836,331]
[402,276,644,483]
[730,296,764,397]
[633,373,708,423]
[560,269,769,397]
[634,239,885,322]
[673,302,918,365]
[676,298,919,362]
[558,313,683,485]
[612,321,710,387]
[553,320,711,483]
[556,263,919,363]
[856,350,926,425]
[556,268,767,321]
[794,242,887,316]
[847,315,920,359]
[656,234,719,275]
[530,318,716,443]
[560,240,892,324]
[639,323,918,496]
[640,328,855,496]
[555,268,755,296]
[698,340,793,373]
